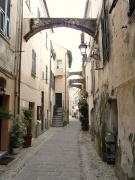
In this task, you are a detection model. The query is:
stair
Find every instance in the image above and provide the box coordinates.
[51,107,63,127]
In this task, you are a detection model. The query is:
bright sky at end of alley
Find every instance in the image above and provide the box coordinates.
[46,0,86,71]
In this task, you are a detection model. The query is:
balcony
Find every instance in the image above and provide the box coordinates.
[54,67,63,77]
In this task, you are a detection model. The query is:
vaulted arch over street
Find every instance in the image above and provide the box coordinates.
[23,18,97,41]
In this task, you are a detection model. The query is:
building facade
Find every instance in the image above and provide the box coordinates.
[53,44,72,125]
[0,0,73,154]
[21,0,54,137]
[0,0,22,152]
[84,0,135,179]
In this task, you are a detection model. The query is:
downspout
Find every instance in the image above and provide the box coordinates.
[65,52,66,110]
[18,0,23,114]
[49,40,52,128]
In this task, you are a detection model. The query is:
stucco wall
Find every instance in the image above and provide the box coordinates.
[85,0,135,179]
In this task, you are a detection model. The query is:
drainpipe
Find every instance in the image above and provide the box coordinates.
[65,52,67,110]
[18,0,23,114]
[48,40,52,128]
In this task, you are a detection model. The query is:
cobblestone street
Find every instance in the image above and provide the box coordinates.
[0,117,117,180]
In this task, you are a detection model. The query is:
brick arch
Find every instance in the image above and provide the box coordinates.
[24,18,97,41]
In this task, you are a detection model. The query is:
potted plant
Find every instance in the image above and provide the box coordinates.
[0,107,12,119]
[11,115,25,154]
[78,98,88,131]
[22,107,33,148]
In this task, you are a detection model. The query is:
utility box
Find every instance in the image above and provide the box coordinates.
[105,134,116,164]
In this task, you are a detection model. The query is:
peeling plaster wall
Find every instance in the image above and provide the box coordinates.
[86,0,135,179]
[116,82,135,179]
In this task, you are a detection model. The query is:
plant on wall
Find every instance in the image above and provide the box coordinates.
[0,107,12,119]
[11,115,25,149]
[22,107,33,135]
[22,107,33,148]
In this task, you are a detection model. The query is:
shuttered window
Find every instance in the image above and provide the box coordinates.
[45,65,48,83]
[32,49,36,76]
[101,1,110,62]
[51,72,55,90]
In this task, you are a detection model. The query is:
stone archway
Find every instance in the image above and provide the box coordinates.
[24,18,97,41]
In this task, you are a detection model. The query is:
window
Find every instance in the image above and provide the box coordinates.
[37,7,40,18]
[0,0,10,40]
[101,1,110,62]
[45,65,48,83]
[32,49,36,76]
[56,60,62,69]
[128,0,135,17]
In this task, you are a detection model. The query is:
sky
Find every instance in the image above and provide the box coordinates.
[46,0,86,71]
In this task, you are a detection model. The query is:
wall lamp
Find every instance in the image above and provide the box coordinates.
[79,43,87,58]
[0,87,6,95]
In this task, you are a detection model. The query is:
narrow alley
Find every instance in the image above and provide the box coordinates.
[0,117,117,180]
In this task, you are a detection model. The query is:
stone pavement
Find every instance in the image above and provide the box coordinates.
[0,117,118,180]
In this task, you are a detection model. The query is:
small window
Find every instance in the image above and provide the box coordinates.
[128,0,135,17]
[56,60,62,69]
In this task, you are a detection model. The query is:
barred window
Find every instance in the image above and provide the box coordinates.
[0,0,10,40]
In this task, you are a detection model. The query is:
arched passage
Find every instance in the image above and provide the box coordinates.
[24,18,97,41]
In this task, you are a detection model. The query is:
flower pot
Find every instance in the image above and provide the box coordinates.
[12,148,19,154]
[23,135,32,148]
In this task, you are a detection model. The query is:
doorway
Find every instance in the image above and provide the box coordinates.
[0,95,10,151]
[55,93,62,107]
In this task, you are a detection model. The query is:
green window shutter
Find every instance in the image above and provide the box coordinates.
[101,1,110,62]
[32,49,36,75]
[46,65,48,83]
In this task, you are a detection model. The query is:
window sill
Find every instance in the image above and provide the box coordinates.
[0,32,10,44]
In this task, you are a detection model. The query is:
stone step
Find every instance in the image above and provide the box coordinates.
[52,119,62,121]
[52,118,63,121]
[53,115,63,118]
[52,107,63,127]
[52,120,63,124]
[51,124,63,127]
